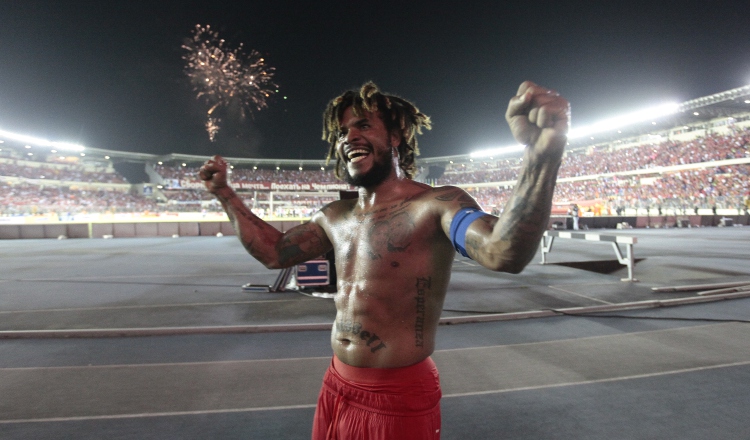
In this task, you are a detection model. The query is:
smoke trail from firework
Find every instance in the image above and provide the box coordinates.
[182,24,277,141]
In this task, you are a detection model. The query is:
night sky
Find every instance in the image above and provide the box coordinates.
[1,1,749,160]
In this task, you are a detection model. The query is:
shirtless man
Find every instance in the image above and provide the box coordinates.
[199,81,569,439]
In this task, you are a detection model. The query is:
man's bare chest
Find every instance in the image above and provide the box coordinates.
[330,201,436,264]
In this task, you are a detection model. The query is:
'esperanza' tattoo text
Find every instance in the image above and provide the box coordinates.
[414,276,431,347]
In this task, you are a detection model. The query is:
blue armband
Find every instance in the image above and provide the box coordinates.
[449,207,486,258]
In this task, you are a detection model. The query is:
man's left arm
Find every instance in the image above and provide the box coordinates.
[443,81,569,273]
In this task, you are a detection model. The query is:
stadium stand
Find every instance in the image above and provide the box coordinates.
[1,86,749,231]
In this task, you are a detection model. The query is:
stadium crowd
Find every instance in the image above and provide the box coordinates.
[1,125,749,218]
[470,164,750,215]
[0,182,158,217]
[155,164,338,186]
[557,128,750,178]
[0,160,128,184]
[437,126,750,184]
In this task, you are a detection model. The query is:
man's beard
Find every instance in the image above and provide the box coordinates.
[344,147,394,188]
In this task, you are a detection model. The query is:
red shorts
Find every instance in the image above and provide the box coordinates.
[312,356,442,440]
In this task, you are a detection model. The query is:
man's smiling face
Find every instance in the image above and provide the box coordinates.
[336,106,400,188]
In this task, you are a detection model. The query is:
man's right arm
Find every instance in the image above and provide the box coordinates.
[437,82,569,274]
[199,156,332,269]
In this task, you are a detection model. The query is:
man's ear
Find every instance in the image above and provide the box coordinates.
[389,130,401,148]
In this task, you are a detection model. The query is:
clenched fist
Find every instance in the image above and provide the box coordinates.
[198,155,230,194]
[505,81,570,161]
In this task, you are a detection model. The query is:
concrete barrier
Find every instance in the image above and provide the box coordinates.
[198,222,221,236]
[157,222,179,237]
[19,225,46,239]
[91,223,114,238]
[178,222,199,237]
[113,223,136,238]
[68,223,90,238]
[0,225,21,239]
[134,222,158,237]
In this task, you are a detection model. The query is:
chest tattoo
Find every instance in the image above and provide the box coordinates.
[366,210,415,259]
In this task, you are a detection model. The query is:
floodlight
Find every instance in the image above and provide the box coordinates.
[0,129,85,152]
[469,144,525,159]
[567,102,680,139]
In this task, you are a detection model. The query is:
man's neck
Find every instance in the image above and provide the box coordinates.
[356,174,406,209]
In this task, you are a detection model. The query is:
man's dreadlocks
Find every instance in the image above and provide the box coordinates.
[322,82,431,180]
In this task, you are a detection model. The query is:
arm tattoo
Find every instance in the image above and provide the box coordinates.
[276,225,325,266]
[497,162,559,243]
[498,187,551,241]
[436,190,477,212]
[217,190,258,224]
[465,216,497,255]
[435,189,461,201]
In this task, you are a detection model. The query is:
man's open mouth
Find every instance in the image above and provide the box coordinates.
[347,148,370,163]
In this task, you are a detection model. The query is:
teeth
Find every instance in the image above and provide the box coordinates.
[347,149,369,162]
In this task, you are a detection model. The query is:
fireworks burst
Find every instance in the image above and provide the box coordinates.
[205,117,221,142]
[182,24,277,141]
